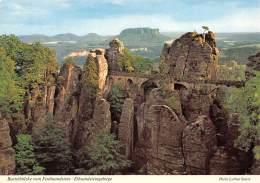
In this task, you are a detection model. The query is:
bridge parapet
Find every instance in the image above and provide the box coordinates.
[109,71,245,88]
[109,71,153,79]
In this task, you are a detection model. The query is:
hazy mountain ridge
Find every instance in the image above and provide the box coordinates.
[19,28,170,64]
[19,29,260,65]
[20,33,111,44]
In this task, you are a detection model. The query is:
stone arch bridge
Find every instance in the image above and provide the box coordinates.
[108,71,245,93]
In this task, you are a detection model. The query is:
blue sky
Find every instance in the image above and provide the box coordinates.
[0,0,260,35]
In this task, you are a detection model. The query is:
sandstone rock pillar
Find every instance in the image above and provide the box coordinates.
[118,98,135,159]
[183,115,217,174]
[146,105,186,174]
[0,114,15,175]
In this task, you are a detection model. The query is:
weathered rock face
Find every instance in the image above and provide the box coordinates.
[134,86,188,173]
[46,86,56,114]
[183,115,217,174]
[246,52,260,79]
[181,88,213,123]
[210,96,229,146]
[133,102,150,171]
[0,114,15,175]
[105,39,125,72]
[146,105,186,174]
[210,90,253,174]
[81,98,111,146]
[159,42,171,67]
[54,63,82,143]
[57,94,79,144]
[78,50,109,123]
[209,147,240,175]
[91,49,109,95]
[25,83,57,135]
[118,98,135,159]
[160,32,218,80]
[54,51,109,147]
[55,63,82,113]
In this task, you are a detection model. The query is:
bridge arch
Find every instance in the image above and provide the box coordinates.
[126,78,134,89]
[140,79,159,101]
[174,82,188,90]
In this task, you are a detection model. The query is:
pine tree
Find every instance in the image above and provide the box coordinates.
[225,71,260,157]
[33,114,73,175]
[107,84,125,121]
[79,132,131,175]
[80,54,99,119]
[0,47,24,113]
[15,134,44,175]
[118,49,135,72]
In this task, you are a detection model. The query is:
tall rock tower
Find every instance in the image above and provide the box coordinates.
[160,31,219,80]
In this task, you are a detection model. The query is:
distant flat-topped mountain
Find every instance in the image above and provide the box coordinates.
[18,29,260,66]
[18,28,172,64]
[117,27,170,47]
[20,28,170,45]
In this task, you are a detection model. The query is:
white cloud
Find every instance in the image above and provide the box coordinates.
[58,8,260,35]
[0,1,259,35]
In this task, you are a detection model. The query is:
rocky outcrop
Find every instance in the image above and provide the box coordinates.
[78,49,108,122]
[27,83,57,135]
[0,114,15,175]
[146,105,186,174]
[105,39,125,72]
[6,31,256,175]
[183,115,217,174]
[118,98,135,159]
[209,147,240,175]
[246,52,260,79]
[46,86,56,114]
[57,94,79,144]
[181,88,213,123]
[55,63,82,114]
[55,50,109,146]
[92,49,108,95]
[81,98,111,146]
[160,32,218,80]
[54,63,82,143]
[133,103,150,172]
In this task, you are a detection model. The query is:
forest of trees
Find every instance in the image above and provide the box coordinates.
[217,60,245,81]
[224,71,260,159]
[0,35,130,175]
[220,46,260,64]
[0,35,57,114]
[117,49,154,74]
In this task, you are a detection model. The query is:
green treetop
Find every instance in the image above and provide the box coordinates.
[78,132,131,175]
[33,114,73,175]
[15,134,44,175]
[225,71,260,158]
[0,47,24,113]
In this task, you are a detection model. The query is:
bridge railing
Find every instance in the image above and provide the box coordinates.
[109,71,153,78]
[109,71,245,87]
